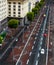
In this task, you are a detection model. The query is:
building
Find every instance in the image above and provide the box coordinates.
[0,0,8,32]
[7,0,38,26]
[0,0,40,32]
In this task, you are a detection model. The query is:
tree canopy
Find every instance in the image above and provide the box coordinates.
[40,0,44,2]
[35,4,40,10]
[1,31,6,38]
[32,7,39,15]
[8,19,19,28]
[35,0,44,9]
[0,36,3,44]
[27,12,34,21]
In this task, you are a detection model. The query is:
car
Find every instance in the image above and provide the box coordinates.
[41,49,45,54]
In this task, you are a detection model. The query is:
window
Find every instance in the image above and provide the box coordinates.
[18,15,20,17]
[9,8,11,10]
[8,2,11,4]
[9,15,11,16]
[18,2,21,4]
[13,12,16,14]
[18,12,20,14]
[13,15,15,17]
[18,6,21,8]
[13,2,16,4]
[13,5,16,7]
[13,9,16,11]
[9,5,11,7]
[9,12,11,14]
[18,9,21,11]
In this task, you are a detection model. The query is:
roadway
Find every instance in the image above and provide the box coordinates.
[0,6,47,65]
[47,2,54,65]
[0,4,48,65]
[0,26,26,62]
[27,7,49,65]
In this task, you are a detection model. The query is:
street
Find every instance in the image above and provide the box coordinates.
[47,2,54,65]
[0,3,51,65]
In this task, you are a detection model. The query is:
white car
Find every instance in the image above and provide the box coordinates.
[41,49,45,54]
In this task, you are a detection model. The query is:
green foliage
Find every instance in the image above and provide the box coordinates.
[38,2,42,7]
[40,0,45,5]
[27,12,34,21]
[8,19,19,28]
[32,7,39,15]
[35,0,44,10]
[0,36,3,44]
[1,31,6,38]
[40,0,44,2]
[35,4,40,10]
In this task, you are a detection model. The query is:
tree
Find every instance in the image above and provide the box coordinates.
[38,2,42,7]
[32,7,39,15]
[40,0,44,2]
[0,36,3,44]
[35,4,40,10]
[8,19,19,28]
[27,12,34,22]
[1,31,6,39]
[40,0,45,5]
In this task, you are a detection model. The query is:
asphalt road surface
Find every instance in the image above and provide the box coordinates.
[48,3,54,65]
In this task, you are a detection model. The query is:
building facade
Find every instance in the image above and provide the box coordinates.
[0,0,8,31]
[7,0,39,26]
[8,0,36,17]
[0,0,40,32]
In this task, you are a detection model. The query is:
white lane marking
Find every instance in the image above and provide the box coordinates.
[29,52,32,56]
[39,46,41,51]
[41,37,43,41]
[36,33,38,36]
[34,41,36,44]
[40,42,42,45]
[38,53,40,58]
[35,37,37,40]
[32,46,34,50]
[26,59,29,64]
[35,60,38,65]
